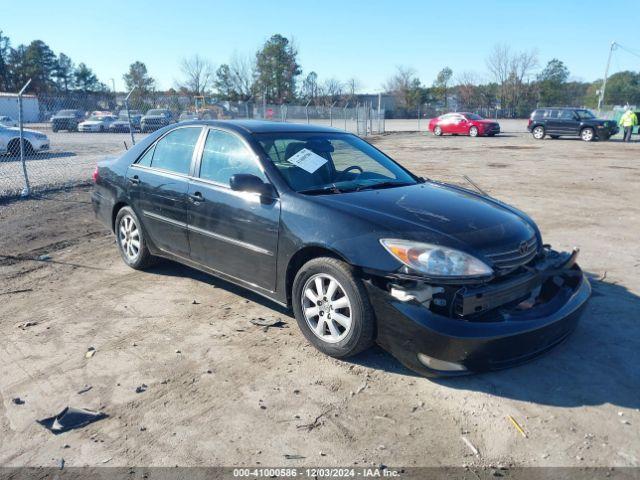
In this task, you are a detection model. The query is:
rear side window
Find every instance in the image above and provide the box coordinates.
[145,127,202,175]
[199,129,265,186]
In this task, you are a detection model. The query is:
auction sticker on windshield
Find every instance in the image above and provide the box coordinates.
[286,148,328,173]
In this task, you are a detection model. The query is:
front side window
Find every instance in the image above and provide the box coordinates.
[199,129,265,186]
[559,110,575,120]
[257,133,417,193]
[575,109,595,120]
[146,127,202,175]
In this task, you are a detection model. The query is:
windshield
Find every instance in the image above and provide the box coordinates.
[256,132,418,194]
[575,109,595,120]
[465,113,483,120]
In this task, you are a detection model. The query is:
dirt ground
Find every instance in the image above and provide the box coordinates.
[0,130,639,469]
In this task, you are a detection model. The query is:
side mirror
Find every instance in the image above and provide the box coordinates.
[230,174,275,197]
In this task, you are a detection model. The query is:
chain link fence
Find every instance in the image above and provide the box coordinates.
[0,86,386,199]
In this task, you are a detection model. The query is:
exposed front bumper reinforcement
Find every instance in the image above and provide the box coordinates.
[367,248,590,377]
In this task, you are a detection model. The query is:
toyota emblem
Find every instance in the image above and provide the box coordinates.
[518,241,528,255]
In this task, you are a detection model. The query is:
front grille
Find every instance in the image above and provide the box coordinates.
[485,236,538,273]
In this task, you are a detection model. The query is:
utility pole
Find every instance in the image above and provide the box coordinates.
[597,41,617,112]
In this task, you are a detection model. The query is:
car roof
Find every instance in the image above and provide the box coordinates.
[177,119,346,134]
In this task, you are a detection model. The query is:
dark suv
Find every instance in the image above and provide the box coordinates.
[140,109,174,132]
[51,109,85,132]
[527,108,618,142]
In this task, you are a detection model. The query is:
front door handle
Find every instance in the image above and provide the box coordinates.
[129,175,140,185]
[189,192,204,203]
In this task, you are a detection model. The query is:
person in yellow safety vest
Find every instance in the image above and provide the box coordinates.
[619,106,638,142]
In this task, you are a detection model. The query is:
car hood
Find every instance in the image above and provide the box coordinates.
[80,120,105,125]
[5,127,45,136]
[316,182,537,252]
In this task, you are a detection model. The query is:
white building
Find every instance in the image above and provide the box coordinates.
[0,92,40,122]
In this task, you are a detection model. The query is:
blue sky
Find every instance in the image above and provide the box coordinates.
[3,0,639,92]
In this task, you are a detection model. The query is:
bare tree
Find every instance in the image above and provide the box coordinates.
[344,77,361,103]
[456,71,479,109]
[486,44,537,116]
[317,78,343,105]
[486,44,511,109]
[178,54,215,95]
[214,53,255,101]
[384,66,418,113]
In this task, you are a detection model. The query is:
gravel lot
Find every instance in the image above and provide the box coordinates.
[0,128,639,470]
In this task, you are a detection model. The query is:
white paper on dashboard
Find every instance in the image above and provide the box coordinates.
[286,148,328,173]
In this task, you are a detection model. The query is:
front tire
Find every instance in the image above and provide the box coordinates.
[581,127,594,142]
[532,125,545,139]
[115,206,157,270]
[469,126,479,137]
[433,125,442,136]
[292,257,374,359]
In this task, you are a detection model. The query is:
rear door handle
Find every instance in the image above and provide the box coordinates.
[189,192,204,203]
[129,175,140,185]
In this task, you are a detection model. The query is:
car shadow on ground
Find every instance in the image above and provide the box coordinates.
[436,275,639,409]
[349,275,640,409]
[147,260,291,316]
[146,262,640,408]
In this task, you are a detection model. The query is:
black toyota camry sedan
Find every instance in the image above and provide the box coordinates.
[91,120,590,377]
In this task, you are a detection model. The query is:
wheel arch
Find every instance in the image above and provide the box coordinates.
[284,245,352,307]
[111,201,129,232]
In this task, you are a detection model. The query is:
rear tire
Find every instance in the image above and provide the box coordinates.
[532,125,545,140]
[433,125,442,136]
[292,257,374,359]
[115,206,158,270]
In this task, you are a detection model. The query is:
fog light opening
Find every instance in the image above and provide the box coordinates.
[417,353,467,372]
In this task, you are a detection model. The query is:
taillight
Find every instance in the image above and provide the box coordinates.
[92,166,99,183]
[527,118,532,127]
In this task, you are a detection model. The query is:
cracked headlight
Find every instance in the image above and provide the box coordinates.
[380,239,493,278]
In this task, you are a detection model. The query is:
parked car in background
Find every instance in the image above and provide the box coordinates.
[0,122,49,155]
[140,109,174,132]
[527,108,619,142]
[0,115,18,127]
[429,113,500,137]
[90,110,113,118]
[110,111,143,132]
[91,120,589,377]
[51,109,85,132]
[78,115,118,132]
[179,111,199,122]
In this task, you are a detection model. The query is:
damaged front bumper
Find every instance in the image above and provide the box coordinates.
[366,248,590,377]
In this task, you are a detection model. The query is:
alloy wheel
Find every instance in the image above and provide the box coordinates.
[434,126,442,136]
[533,126,545,139]
[301,273,352,344]
[581,128,594,141]
[469,126,478,137]
[118,214,141,262]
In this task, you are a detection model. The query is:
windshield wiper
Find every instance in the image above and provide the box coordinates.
[298,184,344,195]
[355,181,413,192]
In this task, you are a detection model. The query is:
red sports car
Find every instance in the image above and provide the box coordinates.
[428,112,500,137]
